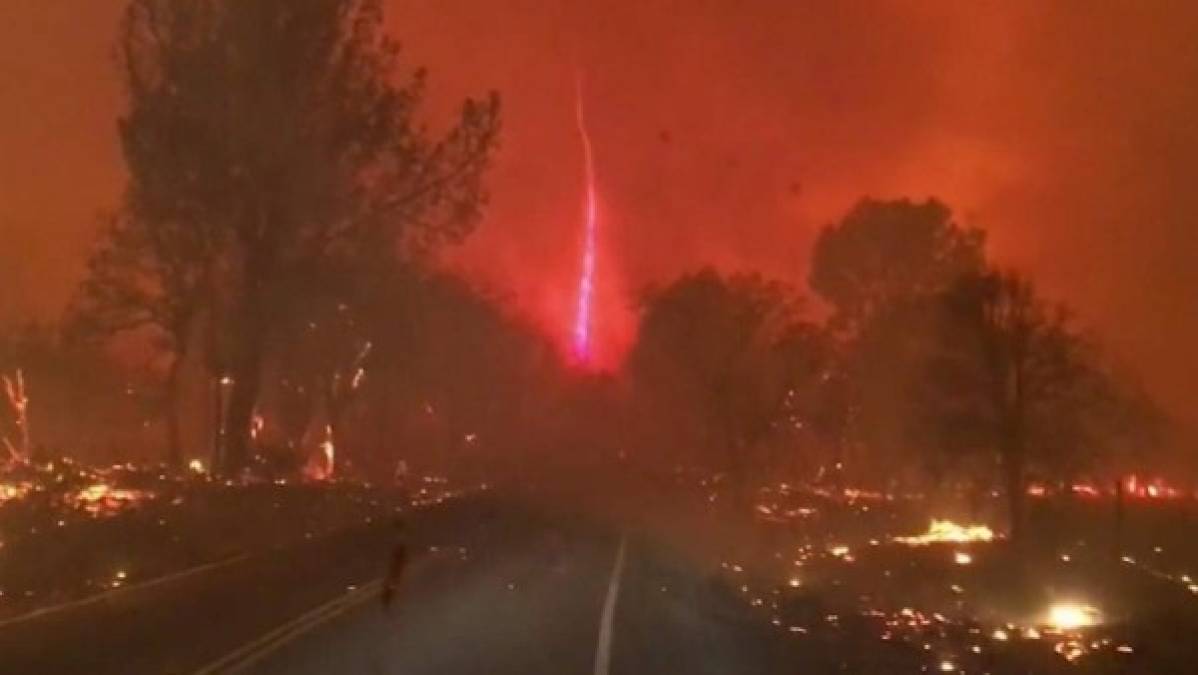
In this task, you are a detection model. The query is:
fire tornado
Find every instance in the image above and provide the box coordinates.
[571,74,598,364]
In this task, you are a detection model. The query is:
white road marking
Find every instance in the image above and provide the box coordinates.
[0,522,395,631]
[0,553,250,631]
[593,535,627,675]
[194,579,381,674]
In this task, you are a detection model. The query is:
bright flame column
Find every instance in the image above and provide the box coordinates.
[571,74,598,364]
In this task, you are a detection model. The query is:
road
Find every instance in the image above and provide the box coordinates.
[0,494,791,674]
[248,505,789,675]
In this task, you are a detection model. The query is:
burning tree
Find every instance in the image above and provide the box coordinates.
[71,209,215,469]
[808,197,1164,536]
[931,270,1111,543]
[810,198,985,336]
[358,270,556,478]
[260,268,374,474]
[2,368,29,463]
[0,324,160,464]
[627,269,827,501]
[84,0,500,475]
[809,198,986,485]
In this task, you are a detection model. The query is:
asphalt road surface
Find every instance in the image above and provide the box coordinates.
[248,509,787,674]
[0,494,789,675]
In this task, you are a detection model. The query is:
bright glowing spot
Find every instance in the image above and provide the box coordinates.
[321,437,334,474]
[187,459,205,474]
[0,481,33,505]
[1055,640,1086,662]
[304,425,336,481]
[74,483,151,516]
[894,519,995,545]
[570,73,599,364]
[938,660,956,672]
[1047,603,1101,630]
[953,551,973,565]
[787,577,801,588]
[991,628,1009,641]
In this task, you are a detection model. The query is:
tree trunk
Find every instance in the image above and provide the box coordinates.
[165,353,184,470]
[223,317,266,476]
[324,377,346,478]
[375,374,391,479]
[1003,439,1026,546]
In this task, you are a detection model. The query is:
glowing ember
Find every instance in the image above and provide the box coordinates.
[1046,602,1101,630]
[1124,474,1185,499]
[321,436,335,476]
[0,481,33,505]
[570,72,599,364]
[894,519,995,545]
[1055,640,1086,662]
[73,483,151,516]
[303,425,336,481]
[953,551,973,565]
[187,459,206,474]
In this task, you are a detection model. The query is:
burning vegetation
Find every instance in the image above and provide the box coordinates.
[0,0,1194,672]
[673,471,1198,673]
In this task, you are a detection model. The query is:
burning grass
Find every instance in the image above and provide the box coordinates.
[677,474,1198,673]
[0,459,464,621]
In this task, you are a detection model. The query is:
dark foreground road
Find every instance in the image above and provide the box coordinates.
[0,494,788,675]
[249,509,786,675]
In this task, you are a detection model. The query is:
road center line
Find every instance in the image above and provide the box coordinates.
[193,580,381,675]
[593,535,627,675]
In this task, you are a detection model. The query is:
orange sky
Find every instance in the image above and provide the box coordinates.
[2,1,1196,434]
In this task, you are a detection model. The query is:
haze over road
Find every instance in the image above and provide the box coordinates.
[249,513,784,675]
[0,493,789,675]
